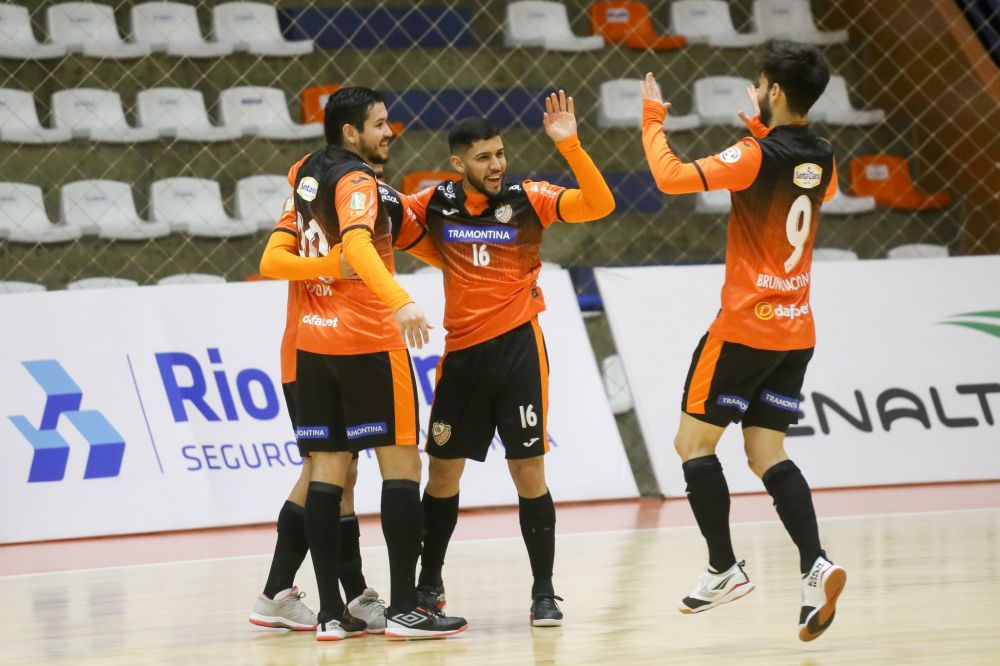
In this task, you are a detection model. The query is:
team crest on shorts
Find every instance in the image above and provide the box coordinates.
[431,421,452,445]
[495,204,512,224]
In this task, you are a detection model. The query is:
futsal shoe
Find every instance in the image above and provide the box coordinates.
[347,588,387,634]
[384,605,468,639]
[798,556,847,642]
[316,612,367,641]
[678,560,755,614]
[416,583,447,611]
[530,594,564,627]
[248,586,317,630]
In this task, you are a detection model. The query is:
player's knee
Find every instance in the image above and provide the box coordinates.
[674,434,713,462]
[426,457,464,496]
[509,458,546,497]
[376,445,422,482]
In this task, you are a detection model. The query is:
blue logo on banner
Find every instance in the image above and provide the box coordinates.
[296,425,329,440]
[760,390,800,412]
[444,225,517,244]
[716,394,750,413]
[346,422,389,440]
[8,360,125,483]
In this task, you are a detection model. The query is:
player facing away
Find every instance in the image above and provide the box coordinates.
[266,86,466,640]
[406,91,616,626]
[640,41,846,641]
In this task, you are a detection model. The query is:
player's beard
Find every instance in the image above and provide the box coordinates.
[359,136,389,166]
[759,93,773,127]
[466,169,504,197]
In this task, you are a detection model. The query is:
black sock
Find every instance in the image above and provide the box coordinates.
[683,455,737,573]
[519,491,556,597]
[763,460,824,574]
[418,492,460,589]
[381,479,422,610]
[339,514,367,602]
[305,481,345,622]
[262,500,309,599]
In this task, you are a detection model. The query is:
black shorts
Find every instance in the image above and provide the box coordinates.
[283,382,359,460]
[427,320,549,462]
[293,349,419,456]
[681,332,813,433]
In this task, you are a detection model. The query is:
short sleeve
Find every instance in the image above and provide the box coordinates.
[523,180,566,227]
[335,172,379,236]
[271,195,298,235]
[693,138,763,193]
[395,188,434,250]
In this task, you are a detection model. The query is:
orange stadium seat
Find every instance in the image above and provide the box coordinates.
[301,84,404,135]
[590,1,686,51]
[849,155,951,211]
[401,171,460,195]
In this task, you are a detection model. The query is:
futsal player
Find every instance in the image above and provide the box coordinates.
[640,41,847,641]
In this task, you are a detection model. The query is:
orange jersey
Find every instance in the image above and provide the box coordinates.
[273,192,302,384]
[643,100,837,351]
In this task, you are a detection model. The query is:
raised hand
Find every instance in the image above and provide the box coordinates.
[640,72,671,114]
[543,90,577,143]
[737,83,761,126]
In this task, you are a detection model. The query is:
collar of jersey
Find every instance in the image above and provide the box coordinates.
[450,179,505,218]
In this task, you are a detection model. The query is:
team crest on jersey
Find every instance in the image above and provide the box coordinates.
[793,163,823,189]
[431,421,452,445]
[720,146,742,164]
[297,177,319,202]
[350,191,367,210]
[495,204,513,224]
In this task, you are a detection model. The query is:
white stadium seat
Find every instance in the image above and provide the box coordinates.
[236,175,288,231]
[137,88,243,142]
[670,0,764,48]
[0,183,81,244]
[597,79,700,131]
[600,354,634,415]
[694,188,731,214]
[157,273,226,285]
[61,180,171,240]
[151,177,257,238]
[46,2,151,59]
[0,89,73,144]
[52,89,159,143]
[504,1,605,51]
[822,186,876,215]
[887,243,949,260]
[811,76,886,126]
[0,280,46,294]
[131,2,234,58]
[812,247,859,262]
[752,0,848,45]
[0,4,66,59]
[693,76,754,126]
[219,87,323,140]
[66,277,139,290]
[211,2,314,56]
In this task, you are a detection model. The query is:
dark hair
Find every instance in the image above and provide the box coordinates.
[757,40,830,116]
[323,87,384,146]
[448,117,501,154]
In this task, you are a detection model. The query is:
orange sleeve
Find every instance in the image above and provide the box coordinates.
[395,189,433,250]
[538,135,615,224]
[404,235,442,268]
[642,99,762,194]
[341,228,413,312]
[335,171,381,237]
[823,156,839,202]
[743,114,770,138]
[259,229,343,280]
[287,155,309,187]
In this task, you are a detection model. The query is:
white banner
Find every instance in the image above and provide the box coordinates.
[0,270,635,543]
[596,256,1000,496]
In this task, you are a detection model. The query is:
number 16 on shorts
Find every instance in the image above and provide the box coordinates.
[519,404,537,429]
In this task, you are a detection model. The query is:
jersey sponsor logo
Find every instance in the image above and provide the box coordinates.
[431,421,452,445]
[720,146,742,164]
[302,313,339,328]
[442,208,460,216]
[756,302,811,321]
[760,390,800,413]
[756,272,810,292]
[793,163,823,189]
[305,282,333,296]
[495,203,513,224]
[378,186,400,204]
[716,394,749,413]
[755,302,775,321]
[296,425,329,440]
[297,177,319,202]
[350,191,367,211]
[345,421,388,440]
[444,225,517,244]
[439,181,457,199]
[528,183,560,198]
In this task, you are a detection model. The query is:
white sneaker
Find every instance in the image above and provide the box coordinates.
[678,560,755,614]
[799,556,847,642]
[248,586,317,630]
[316,613,367,641]
[348,588,388,634]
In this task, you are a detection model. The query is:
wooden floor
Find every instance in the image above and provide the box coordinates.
[2,502,1000,664]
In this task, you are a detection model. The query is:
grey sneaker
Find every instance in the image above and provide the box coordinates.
[249,586,317,630]
[347,588,388,634]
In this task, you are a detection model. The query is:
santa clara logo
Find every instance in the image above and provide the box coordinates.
[431,421,452,445]
[495,204,512,224]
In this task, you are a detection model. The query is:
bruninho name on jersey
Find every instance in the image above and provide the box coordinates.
[302,313,338,328]
[756,271,810,292]
[444,224,517,244]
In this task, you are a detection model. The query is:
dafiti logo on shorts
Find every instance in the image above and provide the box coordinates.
[754,302,810,321]
[793,163,823,189]
[297,177,319,202]
[346,422,388,440]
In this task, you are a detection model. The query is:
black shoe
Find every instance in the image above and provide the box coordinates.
[315,611,367,641]
[384,604,467,640]
[416,583,447,612]
[530,594,564,627]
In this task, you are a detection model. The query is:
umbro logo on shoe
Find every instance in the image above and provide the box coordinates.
[389,612,425,627]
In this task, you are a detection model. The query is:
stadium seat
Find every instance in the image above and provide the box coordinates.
[693,76,755,126]
[812,247,859,262]
[822,186,876,215]
[151,177,257,238]
[752,0,848,45]
[219,86,323,140]
[46,2,150,59]
[130,2,234,58]
[811,76,886,126]
[504,1,605,51]
[0,183,81,244]
[384,88,546,131]
[52,89,159,143]
[589,1,686,51]
[281,6,476,49]
[157,273,226,285]
[236,175,288,231]
[301,84,341,123]
[887,243,949,260]
[0,4,66,59]
[694,189,731,214]
[61,180,171,240]
[0,280,46,293]
[211,2,314,56]
[401,171,461,195]
[0,89,73,144]
[600,354,634,415]
[597,79,700,130]
[137,88,243,142]
[670,0,765,48]
[849,155,952,211]
[67,277,140,290]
